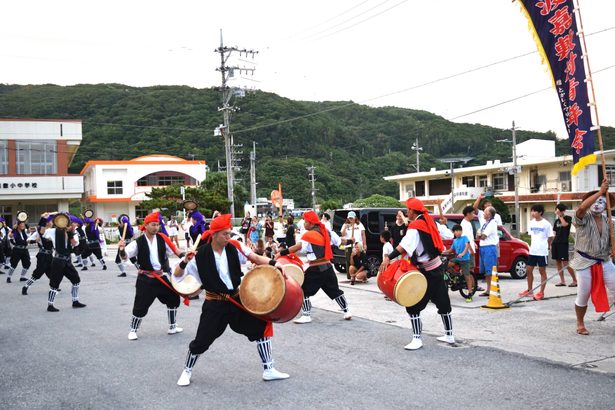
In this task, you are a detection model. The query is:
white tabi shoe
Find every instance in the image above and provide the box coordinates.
[293,315,312,324]
[177,370,192,386]
[404,338,423,350]
[168,326,184,335]
[436,335,455,344]
[128,331,138,341]
[343,310,352,320]
[262,368,290,381]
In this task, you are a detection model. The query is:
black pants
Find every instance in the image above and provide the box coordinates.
[32,252,53,280]
[82,242,103,260]
[75,240,87,256]
[406,265,451,315]
[49,257,81,288]
[10,248,31,269]
[189,299,267,355]
[132,274,180,317]
[302,264,344,299]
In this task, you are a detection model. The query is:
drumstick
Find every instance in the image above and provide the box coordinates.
[121,223,128,241]
[437,203,443,218]
[191,233,202,251]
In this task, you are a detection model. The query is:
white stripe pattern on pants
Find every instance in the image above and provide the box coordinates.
[256,337,273,370]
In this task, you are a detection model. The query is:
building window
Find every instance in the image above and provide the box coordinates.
[559,171,572,192]
[135,205,148,221]
[605,166,615,187]
[16,140,57,174]
[107,180,123,195]
[137,178,148,186]
[493,173,507,191]
[158,175,184,186]
[478,175,488,188]
[462,176,475,187]
[0,141,7,174]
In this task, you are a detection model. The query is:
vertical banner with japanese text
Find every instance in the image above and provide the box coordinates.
[518,0,595,174]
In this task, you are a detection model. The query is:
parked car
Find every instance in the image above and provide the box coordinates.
[330,208,529,279]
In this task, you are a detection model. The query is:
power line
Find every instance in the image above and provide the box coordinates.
[286,0,372,40]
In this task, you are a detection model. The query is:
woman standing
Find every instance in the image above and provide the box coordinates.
[285,216,296,248]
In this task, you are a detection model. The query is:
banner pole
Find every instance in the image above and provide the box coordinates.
[575,0,615,253]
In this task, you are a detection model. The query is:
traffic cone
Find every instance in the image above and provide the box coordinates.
[481,266,509,310]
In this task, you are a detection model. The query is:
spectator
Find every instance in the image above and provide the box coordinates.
[341,211,367,278]
[181,215,192,248]
[380,230,395,263]
[461,205,478,289]
[473,193,503,226]
[253,239,266,256]
[390,210,408,248]
[552,203,577,287]
[436,216,454,240]
[477,206,499,297]
[285,216,296,248]
[240,212,251,243]
[519,204,554,301]
[248,216,262,246]
[321,213,332,231]
[167,216,180,248]
[349,243,368,285]
[444,224,474,302]
[264,216,275,242]
[264,236,278,258]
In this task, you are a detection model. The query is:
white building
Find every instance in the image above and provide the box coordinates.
[0,119,84,225]
[80,155,206,222]
[384,139,615,232]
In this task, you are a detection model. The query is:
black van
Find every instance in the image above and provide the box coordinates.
[330,208,405,277]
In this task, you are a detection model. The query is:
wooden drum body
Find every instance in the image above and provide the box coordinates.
[171,271,203,298]
[377,259,427,307]
[277,254,305,286]
[239,265,303,323]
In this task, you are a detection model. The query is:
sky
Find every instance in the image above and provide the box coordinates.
[2,0,614,142]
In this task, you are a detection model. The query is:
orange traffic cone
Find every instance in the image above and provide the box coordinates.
[481,266,509,310]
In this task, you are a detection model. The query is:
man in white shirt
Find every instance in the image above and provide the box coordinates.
[519,204,554,301]
[461,206,477,274]
[341,211,367,278]
[477,206,499,297]
[173,214,289,386]
[118,211,183,341]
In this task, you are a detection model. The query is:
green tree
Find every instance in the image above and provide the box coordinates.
[353,194,403,208]
[319,198,342,212]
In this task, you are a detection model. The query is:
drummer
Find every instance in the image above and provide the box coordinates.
[6,218,31,283]
[277,211,352,324]
[118,211,183,341]
[22,213,55,295]
[173,214,289,386]
[379,198,454,350]
[116,215,135,277]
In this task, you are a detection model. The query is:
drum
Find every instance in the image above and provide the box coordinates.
[239,265,303,323]
[171,271,203,298]
[377,259,427,307]
[277,253,304,286]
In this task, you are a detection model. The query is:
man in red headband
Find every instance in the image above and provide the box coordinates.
[278,210,351,324]
[173,214,290,386]
[118,212,184,341]
[379,198,454,350]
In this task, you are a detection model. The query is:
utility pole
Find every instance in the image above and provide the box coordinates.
[214,29,257,218]
[250,141,257,212]
[307,166,317,210]
[512,120,520,233]
[411,137,422,172]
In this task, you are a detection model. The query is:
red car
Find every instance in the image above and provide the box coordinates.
[434,215,530,279]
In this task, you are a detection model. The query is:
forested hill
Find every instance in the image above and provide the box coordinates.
[1,84,613,206]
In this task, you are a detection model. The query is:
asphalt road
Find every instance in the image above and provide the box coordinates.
[1,250,614,410]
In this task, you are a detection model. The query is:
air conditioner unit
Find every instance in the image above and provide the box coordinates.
[561,181,571,191]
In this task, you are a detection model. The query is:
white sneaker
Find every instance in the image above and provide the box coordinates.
[293,315,312,324]
[262,368,290,381]
[436,335,455,344]
[343,310,352,320]
[168,326,184,335]
[404,338,423,350]
[128,331,138,341]
[177,370,192,386]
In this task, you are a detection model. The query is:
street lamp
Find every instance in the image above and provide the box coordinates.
[496,121,520,233]
[411,137,423,172]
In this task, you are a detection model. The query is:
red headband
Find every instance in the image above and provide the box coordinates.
[143,212,160,225]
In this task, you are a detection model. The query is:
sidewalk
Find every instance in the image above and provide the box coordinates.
[311,267,615,375]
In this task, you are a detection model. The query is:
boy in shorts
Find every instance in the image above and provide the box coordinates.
[519,204,554,300]
[445,225,474,302]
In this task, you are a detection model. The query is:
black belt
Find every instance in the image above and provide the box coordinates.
[14,245,28,249]
[87,240,100,245]
[38,249,53,255]
[54,254,71,261]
